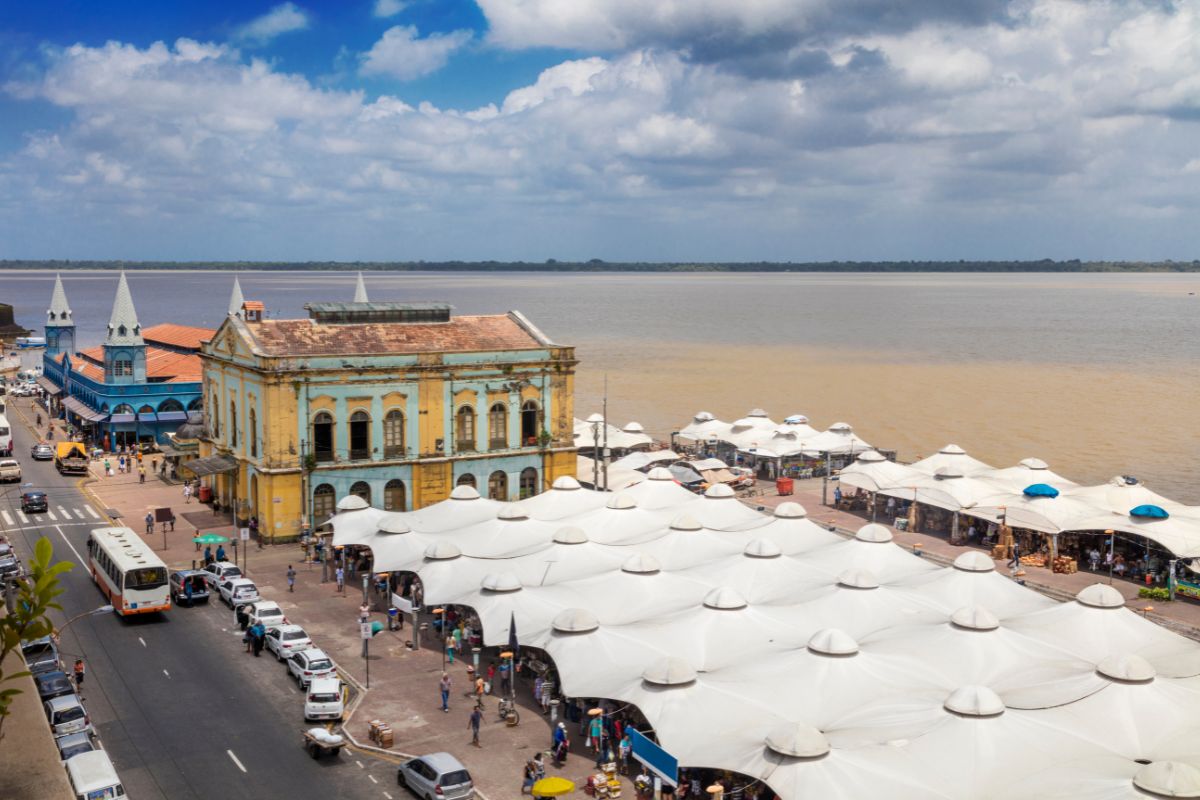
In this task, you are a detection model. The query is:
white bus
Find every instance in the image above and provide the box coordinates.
[0,413,12,456]
[86,527,170,615]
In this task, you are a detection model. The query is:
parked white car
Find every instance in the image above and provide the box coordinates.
[44,695,92,739]
[243,600,287,630]
[304,677,344,722]
[218,577,260,607]
[287,648,337,688]
[264,624,312,661]
[0,459,20,482]
[201,561,242,589]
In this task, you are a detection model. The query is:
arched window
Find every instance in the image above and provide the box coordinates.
[249,408,257,457]
[349,410,371,460]
[313,412,334,462]
[350,481,371,504]
[384,479,406,511]
[229,400,238,447]
[137,404,154,415]
[519,467,539,499]
[112,403,134,415]
[312,484,335,522]
[488,403,508,450]
[187,397,202,411]
[383,409,405,458]
[456,473,476,488]
[488,470,508,501]
[455,406,475,451]
[521,400,541,445]
[159,398,184,412]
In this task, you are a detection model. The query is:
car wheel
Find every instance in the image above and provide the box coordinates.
[397,772,406,787]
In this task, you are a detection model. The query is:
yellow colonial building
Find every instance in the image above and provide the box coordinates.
[194,279,577,542]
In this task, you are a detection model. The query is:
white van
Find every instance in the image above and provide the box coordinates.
[65,750,125,799]
[304,677,344,722]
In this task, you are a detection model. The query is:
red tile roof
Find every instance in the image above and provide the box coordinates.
[142,324,214,351]
[243,314,545,356]
[65,346,202,383]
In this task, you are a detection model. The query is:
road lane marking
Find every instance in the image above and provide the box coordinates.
[17,511,28,524]
[138,637,147,648]
[368,775,378,784]
[226,750,247,773]
[74,508,86,519]
[163,669,170,678]
[46,510,57,521]
[384,793,393,800]
[57,506,70,518]
[85,506,100,519]
[55,526,86,566]
[1,510,12,526]
[356,760,364,769]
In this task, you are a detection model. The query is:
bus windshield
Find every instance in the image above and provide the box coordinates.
[125,567,168,591]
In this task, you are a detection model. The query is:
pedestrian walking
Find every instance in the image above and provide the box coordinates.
[138,464,145,483]
[104,459,113,477]
[184,579,194,606]
[145,512,154,535]
[335,565,345,593]
[468,706,483,747]
[73,659,85,688]
[440,672,451,712]
[446,634,456,664]
[250,622,265,657]
[522,760,537,794]
[619,732,632,775]
[183,483,193,503]
[359,602,370,623]
[287,564,296,592]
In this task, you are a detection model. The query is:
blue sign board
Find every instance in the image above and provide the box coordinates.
[629,729,678,787]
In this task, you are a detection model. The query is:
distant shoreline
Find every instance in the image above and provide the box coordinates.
[1,259,1198,273]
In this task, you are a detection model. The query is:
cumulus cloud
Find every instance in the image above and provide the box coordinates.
[4,1,1200,260]
[234,2,310,43]
[373,0,407,17]
[359,25,473,80]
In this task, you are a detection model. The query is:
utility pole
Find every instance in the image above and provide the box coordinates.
[601,374,609,492]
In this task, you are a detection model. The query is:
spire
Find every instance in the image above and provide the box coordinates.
[228,275,245,317]
[47,273,72,324]
[354,271,369,303]
[105,271,144,346]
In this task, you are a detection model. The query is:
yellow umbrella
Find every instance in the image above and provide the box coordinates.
[532,777,575,797]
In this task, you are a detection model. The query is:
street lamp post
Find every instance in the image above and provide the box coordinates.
[1106,529,1115,585]
[433,607,446,669]
[56,604,114,637]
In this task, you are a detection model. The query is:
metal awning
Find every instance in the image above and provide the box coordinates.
[110,413,136,423]
[181,454,239,477]
[157,443,190,458]
[36,376,62,396]
[157,411,188,422]
[137,412,158,422]
[62,396,108,423]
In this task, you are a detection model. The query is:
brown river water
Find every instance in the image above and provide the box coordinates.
[3,270,1198,502]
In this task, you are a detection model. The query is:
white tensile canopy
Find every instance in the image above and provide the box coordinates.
[977,458,1080,493]
[573,416,654,451]
[609,450,680,472]
[799,422,872,457]
[576,455,648,491]
[909,444,996,477]
[339,480,1200,800]
[838,450,926,493]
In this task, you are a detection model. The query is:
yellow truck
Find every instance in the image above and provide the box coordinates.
[55,441,89,475]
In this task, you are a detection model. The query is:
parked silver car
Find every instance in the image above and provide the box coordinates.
[397,752,474,800]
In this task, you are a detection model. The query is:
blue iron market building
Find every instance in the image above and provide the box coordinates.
[40,273,213,449]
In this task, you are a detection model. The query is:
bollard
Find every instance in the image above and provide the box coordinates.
[550,698,560,723]
[472,647,481,670]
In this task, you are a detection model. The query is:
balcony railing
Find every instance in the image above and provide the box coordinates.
[455,440,476,453]
[489,438,508,451]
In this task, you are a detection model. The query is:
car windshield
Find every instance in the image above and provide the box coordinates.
[258,608,283,618]
[308,658,332,670]
[224,567,243,577]
[41,674,69,689]
[61,741,93,758]
[441,770,471,786]
[24,642,53,658]
[309,692,339,703]
[125,567,168,591]
[54,706,85,723]
[235,584,257,596]
[282,630,308,641]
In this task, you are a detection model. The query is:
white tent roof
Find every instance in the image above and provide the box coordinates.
[838,451,926,493]
[574,416,654,450]
[610,450,680,471]
[339,480,1200,800]
[977,458,1080,493]
[800,422,872,457]
[576,455,648,491]
[909,444,996,477]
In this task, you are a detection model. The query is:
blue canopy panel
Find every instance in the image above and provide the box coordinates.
[1130,504,1170,519]
[1023,483,1060,498]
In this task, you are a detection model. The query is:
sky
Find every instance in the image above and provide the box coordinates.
[1,0,1199,262]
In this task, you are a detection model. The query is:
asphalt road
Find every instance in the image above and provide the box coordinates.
[1,397,399,800]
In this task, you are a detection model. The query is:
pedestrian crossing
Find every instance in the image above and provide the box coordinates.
[1,504,102,528]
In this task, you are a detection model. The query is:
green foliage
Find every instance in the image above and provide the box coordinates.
[537,430,553,448]
[303,453,317,473]
[0,537,74,726]
[1138,586,1171,601]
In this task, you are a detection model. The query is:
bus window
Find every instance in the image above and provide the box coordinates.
[125,567,167,591]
